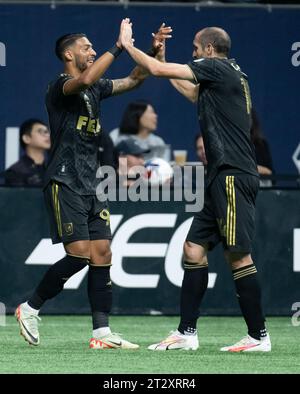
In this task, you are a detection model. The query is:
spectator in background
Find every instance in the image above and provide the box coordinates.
[250,109,274,176]
[115,138,149,186]
[110,100,171,161]
[4,119,50,187]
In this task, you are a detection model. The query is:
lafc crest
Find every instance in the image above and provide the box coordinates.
[63,222,74,236]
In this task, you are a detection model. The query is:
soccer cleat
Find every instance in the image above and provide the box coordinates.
[220,333,271,352]
[148,330,199,351]
[89,333,139,350]
[15,303,41,346]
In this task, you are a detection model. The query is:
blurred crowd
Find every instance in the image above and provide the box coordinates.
[2,101,274,188]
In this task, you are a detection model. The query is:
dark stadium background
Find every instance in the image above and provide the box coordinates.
[0,2,299,173]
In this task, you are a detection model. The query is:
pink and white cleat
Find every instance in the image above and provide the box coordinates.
[148,330,199,351]
[220,333,271,352]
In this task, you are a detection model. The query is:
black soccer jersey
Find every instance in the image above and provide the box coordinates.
[188,58,258,186]
[45,74,113,195]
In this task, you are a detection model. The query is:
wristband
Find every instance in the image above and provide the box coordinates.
[146,47,157,57]
[108,45,123,58]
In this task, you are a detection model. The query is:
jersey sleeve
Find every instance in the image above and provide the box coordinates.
[187,58,220,83]
[95,78,113,100]
[48,75,73,104]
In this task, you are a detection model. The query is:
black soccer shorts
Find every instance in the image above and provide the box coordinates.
[186,169,260,254]
[44,181,112,244]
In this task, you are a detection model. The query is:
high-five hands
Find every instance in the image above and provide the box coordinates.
[152,23,172,52]
[120,18,134,49]
[119,18,172,56]
[151,23,172,61]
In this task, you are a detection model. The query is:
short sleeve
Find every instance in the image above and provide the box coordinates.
[95,79,113,100]
[47,74,73,104]
[187,58,220,83]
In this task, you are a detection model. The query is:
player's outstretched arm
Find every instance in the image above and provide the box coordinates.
[169,79,199,103]
[152,25,199,103]
[111,66,148,96]
[111,23,172,96]
[120,19,194,81]
[63,19,128,95]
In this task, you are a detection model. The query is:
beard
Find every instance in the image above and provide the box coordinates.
[75,56,88,72]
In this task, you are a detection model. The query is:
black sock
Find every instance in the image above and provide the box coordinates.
[88,265,112,330]
[28,255,89,310]
[178,262,208,335]
[233,264,266,340]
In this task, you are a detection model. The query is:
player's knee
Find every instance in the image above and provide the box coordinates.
[101,249,112,262]
[65,241,90,259]
[183,241,207,264]
[225,252,253,270]
[90,248,112,266]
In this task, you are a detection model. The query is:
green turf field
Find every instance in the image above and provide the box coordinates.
[0,316,299,374]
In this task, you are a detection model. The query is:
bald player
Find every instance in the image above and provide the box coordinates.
[120,22,271,353]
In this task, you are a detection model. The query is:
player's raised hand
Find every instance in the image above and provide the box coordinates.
[120,18,134,49]
[151,23,172,61]
[152,23,172,47]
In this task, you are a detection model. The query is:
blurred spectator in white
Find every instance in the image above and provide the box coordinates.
[110,100,171,161]
[4,119,50,187]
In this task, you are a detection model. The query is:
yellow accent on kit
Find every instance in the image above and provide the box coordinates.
[226,176,236,246]
[233,266,257,281]
[76,116,89,131]
[240,77,252,114]
[76,116,101,134]
[99,209,110,226]
[52,182,62,237]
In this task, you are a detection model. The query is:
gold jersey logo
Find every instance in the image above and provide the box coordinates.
[76,116,101,135]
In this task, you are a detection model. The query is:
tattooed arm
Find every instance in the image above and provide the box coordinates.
[111,66,149,96]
